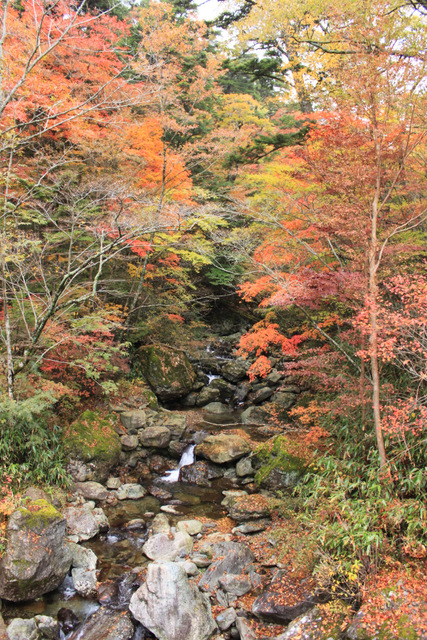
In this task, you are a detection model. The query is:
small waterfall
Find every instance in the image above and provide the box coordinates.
[160,444,196,483]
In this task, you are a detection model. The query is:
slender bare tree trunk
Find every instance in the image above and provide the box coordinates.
[0,242,14,398]
[369,134,387,467]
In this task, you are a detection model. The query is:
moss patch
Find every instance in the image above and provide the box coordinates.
[137,345,196,401]
[254,435,307,487]
[16,499,61,531]
[63,410,120,463]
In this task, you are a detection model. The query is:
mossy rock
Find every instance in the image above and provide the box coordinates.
[253,435,307,490]
[0,499,72,601]
[137,345,196,402]
[63,410,120,482]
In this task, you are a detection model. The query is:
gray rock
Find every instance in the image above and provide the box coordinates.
[203,402,229,414]
[236,457,253,477]
[67,607,134,640]
[216,608,237,631]
[235,617,257,640]
[191,553,212,568]
[252,570,318,624]
[120,410,147,431]
[240,406,267,424]
[74,482,108,501]
[106,477,121,490]
[34,615,59,640]
[198,542,255,593]
[270,391,297,411]
[221,360,249,383]
[139,427,171,449]
[176,560,199,576]
[274,607,336,639]
[92,507,109,532]
[179,461,223,486]
[120,435,139,451]
[116,484,146,501]
[176,520,203,536]
[221,490,248,508]
[71,567,98,597]
[253,387,274,404]
[196,386,221,407]
[64,503,100,541]
[0,500,72,602]
[130,562,217,640]
[219,574,252,596]
[69,542,98,571]
[143,531,193,562]
[6,618,38,640]
[232,520,269,535]
[227,494,270,521]
[151,513,171,535]
[138,345,197,402]
[196,434,252,464]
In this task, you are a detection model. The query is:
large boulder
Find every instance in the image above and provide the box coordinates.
[0,500,72,602]
[253,435,307,490]
[196,432,252,464]
[179,460,223,486]
[138,345,196,402]
[68,608,134,640]
[64,411,121,483]
[130,562,216,640]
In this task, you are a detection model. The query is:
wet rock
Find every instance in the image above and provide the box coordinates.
[148,486,173,501]
[120,410,147,432]
[116,484,146,501]
[69,542,98,571]
[125,519,146,531]
[71,567,98,598]
[216,608,237,631]
[221,360,249,383]
[235,383,250,404]
[93,507,109,532]
[34,615,59,639]
[74,482,108,502]
[227,494,270,521]
[176,520,203,536]
[179,460,223,486]
[196,386,221,407]
[143,531,193,562]
[130,562,216,640]
[97,580,119,606]
[64,502,101,541]
[235,617,257,640]
[0,500,72,602]
[68,607,134,640]
[161,505,182,515]
[198,542,255,593]
[236,457,254,477]
[168,440,189,458]
[138,345,197,402]
[196,433,252,464]
[120,435,139,451]
[139,426,171,449]
[150,513,171,535]
[6,618,38,640]
[57,608,79,635]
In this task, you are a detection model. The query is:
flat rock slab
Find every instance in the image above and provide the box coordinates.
[139,427,171,449]
[130,562,216,640]
[196,433,252,464]
[227,494,270,521]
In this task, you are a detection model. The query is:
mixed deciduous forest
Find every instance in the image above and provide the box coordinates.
[0,0,426,637]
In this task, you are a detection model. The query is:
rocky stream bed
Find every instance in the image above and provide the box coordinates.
[0,339,424,640]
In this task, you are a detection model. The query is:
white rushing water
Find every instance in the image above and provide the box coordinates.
[160,444,196,483]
